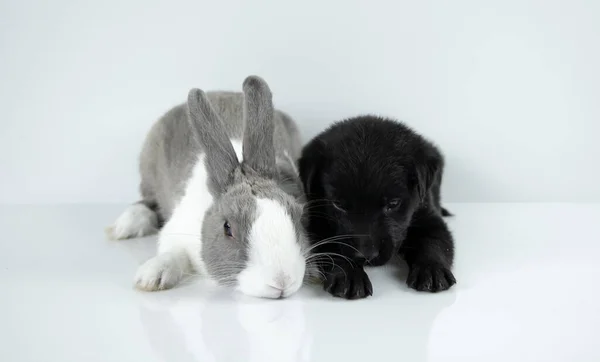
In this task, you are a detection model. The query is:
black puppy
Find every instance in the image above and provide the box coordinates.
[299,115,456,299]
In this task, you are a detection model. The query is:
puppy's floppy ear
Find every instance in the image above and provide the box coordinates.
[298,138,327,199]
[413,145,443,202]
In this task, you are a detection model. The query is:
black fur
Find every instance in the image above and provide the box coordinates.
[299,115,456,299]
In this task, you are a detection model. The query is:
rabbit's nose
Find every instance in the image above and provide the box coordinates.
[268,273,293,294]
[275,273,292,287]
[266,284,285,298]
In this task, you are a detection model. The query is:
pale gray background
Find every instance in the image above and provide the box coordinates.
[1,0,598,203]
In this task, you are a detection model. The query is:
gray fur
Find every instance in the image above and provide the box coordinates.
[138,81,303,221]
[187,89,239,196]
[201,181,256,285]
[242,76,276,179]
[136,75,306,284]
[200,175,307,285]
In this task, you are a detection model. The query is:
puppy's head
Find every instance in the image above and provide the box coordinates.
[299,116,442,266]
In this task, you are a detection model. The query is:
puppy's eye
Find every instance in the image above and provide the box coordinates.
[223,221,233,238]
[331,201,347,213]
[385,199,401,212]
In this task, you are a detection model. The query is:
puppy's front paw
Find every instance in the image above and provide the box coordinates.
[324,266,373,299]
[134,253,185,291]
[407,263,456,292]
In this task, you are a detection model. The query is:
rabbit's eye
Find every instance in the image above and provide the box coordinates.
[223,221,233,238]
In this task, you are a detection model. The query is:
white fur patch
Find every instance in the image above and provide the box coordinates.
[156,153,213,278]
[230,138,244,162]
[106,203,158,240]
[134,251,188,291]
[237,198,305,298]
[138,138,243,290]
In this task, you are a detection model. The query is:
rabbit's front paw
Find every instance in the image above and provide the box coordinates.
[134,253,185,291]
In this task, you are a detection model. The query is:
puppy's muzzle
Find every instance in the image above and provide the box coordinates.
[354,236,380,262]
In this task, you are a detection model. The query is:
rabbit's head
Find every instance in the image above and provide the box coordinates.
[187,76,308,299]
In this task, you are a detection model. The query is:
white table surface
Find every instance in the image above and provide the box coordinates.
[1,203,599,362]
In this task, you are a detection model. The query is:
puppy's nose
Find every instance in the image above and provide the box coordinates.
[354,250,379,260]
[367,250,380,261]
[355,236,379,259]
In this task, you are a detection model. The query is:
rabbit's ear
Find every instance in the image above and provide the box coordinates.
[242,76,276,178]
[187,89,239,194]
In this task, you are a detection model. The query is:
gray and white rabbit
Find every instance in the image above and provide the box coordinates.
[107,76,309,298]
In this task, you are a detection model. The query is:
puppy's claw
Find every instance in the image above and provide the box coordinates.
[323,267,372,299]
[407,263,456,292]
